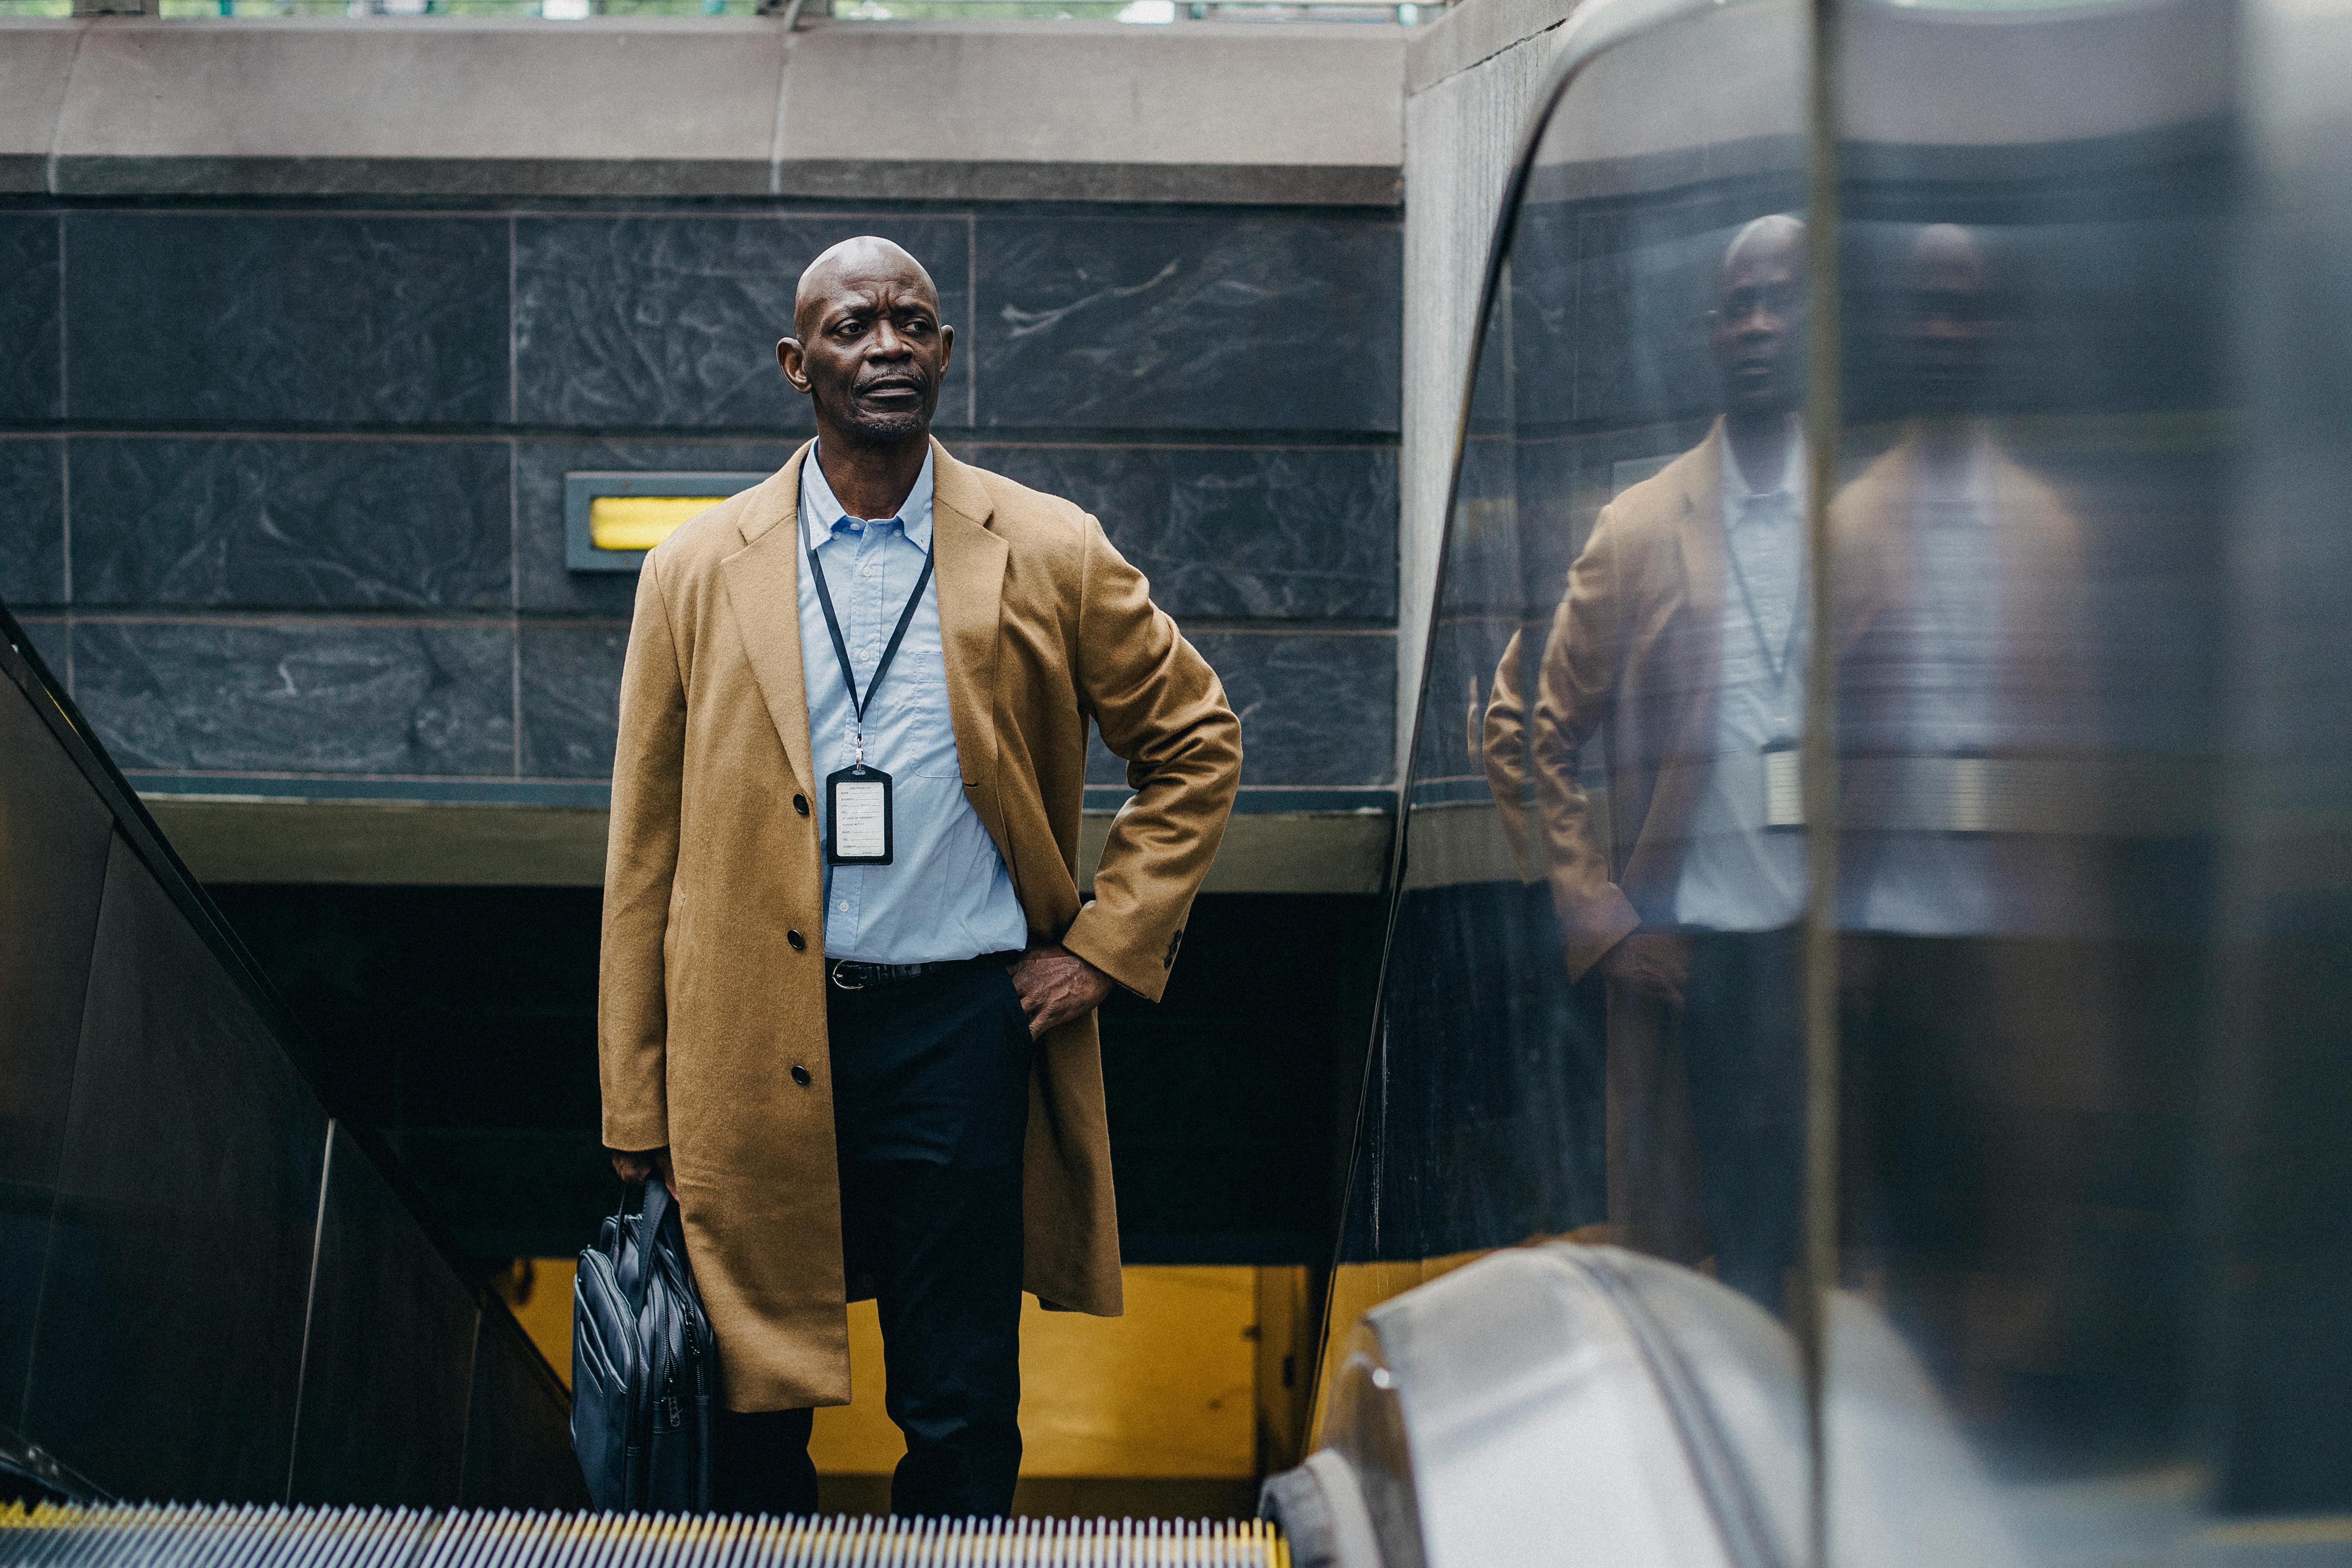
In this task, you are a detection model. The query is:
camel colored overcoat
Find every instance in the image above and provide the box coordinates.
[1496,420,2092,975]
[598,439,1241,1412]
[1504,423,1743,981]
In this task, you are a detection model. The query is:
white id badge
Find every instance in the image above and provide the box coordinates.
[826,764,894,864]
[1763,745,1805,828]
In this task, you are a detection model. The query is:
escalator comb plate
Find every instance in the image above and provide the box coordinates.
[0,1503,1288,1568]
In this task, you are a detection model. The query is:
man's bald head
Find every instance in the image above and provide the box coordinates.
[1904,223,1993,414]
[1721,213,1807,290]
[777,234,955,453]
[1711,213,1808,420]
[793,237,940,342]
[1909,222,1985,285]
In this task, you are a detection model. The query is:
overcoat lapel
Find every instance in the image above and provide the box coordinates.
[928,441,1011,853]
[718,441,1011,858]
[1833,438,1913,660]
[1622,423,1727,897]
[1672,422,1730,656]
[720,446,816,795]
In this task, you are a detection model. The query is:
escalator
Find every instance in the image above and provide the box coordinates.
[10,0,2352,1553]
[0,606,581,1513]
[0,589,1293,1561]
[0,604,1285,1556]
[0,1505,1283,1565]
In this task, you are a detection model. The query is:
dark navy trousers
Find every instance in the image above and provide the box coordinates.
[713,964,1033,1519]
[1678,927,1807,1317]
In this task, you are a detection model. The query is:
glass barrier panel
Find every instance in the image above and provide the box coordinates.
[1320,0,1815,1499]
[2209,0,2352,1529]
[1824,0,2256,1560]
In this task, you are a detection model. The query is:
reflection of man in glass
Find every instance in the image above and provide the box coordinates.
[1487,214,1810,1313]
[1836,223,2089,933]
[1834,223,2107,1415]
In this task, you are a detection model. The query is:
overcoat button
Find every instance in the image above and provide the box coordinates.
[791,1064,812,1086]
[793,794,810,816]
[788,930,806,951]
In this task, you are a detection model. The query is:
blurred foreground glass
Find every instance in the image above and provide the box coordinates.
[1322,0,2352,1553]
[1317,0,1821,1551]
[1824,0,2250,1561]
[2215,0,2352,1527]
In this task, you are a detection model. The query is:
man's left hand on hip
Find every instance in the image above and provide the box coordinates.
[1008,946,1116,1039]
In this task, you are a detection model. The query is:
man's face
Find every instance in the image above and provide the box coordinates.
[1903,240,1994,415]
[778,259,954,447]
[1709,231,1807,418]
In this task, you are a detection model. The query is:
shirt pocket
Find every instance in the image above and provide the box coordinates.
[891,608,967,781]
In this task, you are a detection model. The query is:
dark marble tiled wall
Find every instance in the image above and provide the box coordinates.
[0,200,1403,808]
[70,215,511,428]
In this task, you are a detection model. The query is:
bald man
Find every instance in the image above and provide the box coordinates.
[1832,223,2110,1414]
[599,237,1240,1517]
[1483,215,1811,1311]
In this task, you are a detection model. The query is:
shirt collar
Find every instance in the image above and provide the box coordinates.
[800,443,935,552]
[1720,416,1804,526]
[1912,426,1995,512]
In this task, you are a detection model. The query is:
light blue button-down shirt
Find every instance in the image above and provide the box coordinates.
[1672,421,1809,932]
[798,447,1029,964]
[1853,433,2007,937]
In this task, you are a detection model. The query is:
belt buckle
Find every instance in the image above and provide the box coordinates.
[829,961,866,993]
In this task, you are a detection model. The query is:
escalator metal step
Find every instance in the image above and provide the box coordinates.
[0,1503,1287,1568]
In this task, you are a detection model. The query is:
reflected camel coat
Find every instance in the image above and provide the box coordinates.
[598,440,1241,1412]
[1503,423,1742,981]
[1484,423,1751,1260]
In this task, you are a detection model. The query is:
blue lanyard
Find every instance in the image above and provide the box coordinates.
[805,532,934,768]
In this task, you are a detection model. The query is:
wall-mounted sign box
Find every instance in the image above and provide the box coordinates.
[566,472,771,572]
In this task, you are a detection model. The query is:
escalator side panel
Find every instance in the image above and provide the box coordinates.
[2,604,578,1506]
[20,835,330,1503]
[287,1124,477,1507]
[0,677,114,1432]
[459,1294,589,1510]
[1361,1247,1742,1568]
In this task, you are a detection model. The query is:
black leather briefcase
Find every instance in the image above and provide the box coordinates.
[573,1175,718,1513]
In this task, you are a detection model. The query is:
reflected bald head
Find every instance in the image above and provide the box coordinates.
[1904,224,1993,414]
[1711,214,1807,418]
[793,237,939,340]
[1910,222,1985,284]
[1722,213,1806,293]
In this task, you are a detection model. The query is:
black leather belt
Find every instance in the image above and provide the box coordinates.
[826,952,1021,993]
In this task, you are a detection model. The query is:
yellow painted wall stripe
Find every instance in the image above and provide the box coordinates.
[588,495,727,553]
[2203,1515,2352,1546]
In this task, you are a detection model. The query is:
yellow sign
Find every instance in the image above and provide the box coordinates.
[588,494,727,553]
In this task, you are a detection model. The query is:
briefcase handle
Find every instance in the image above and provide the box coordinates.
[613,1173,675,1309]
[639,1173,673,1245]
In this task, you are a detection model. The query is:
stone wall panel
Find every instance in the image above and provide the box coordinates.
[69,437,511,611]
[969,442,1396,621]
[1089,628,1395,789]
[519,622,626,780]
[73,619,514,777]
[0,215,60,423]
[974,214,1401,432]
[513,214,970,431]
[64,213,508,427]
[0,437,65,608]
